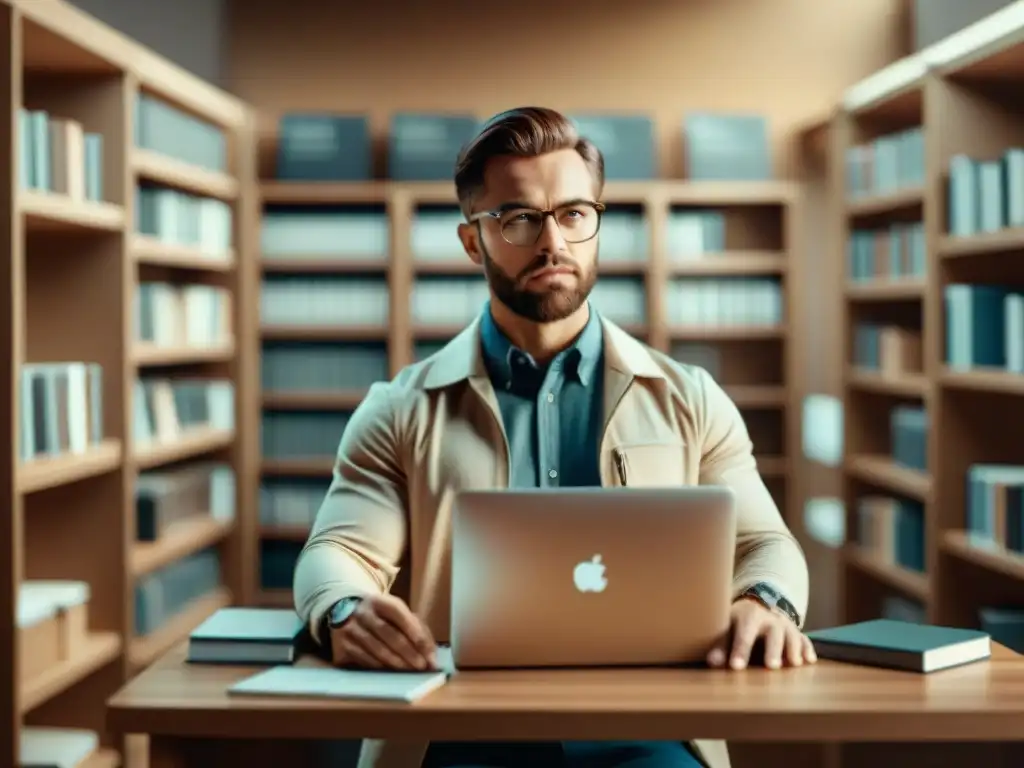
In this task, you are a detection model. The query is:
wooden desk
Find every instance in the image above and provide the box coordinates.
[108,644,1024,768]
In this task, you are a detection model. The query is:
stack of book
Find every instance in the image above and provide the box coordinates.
[847,222,926,281]
[17,108,104,200]
[944,283,1024,372]
[260,276,390,328]
[262,206,389,261]
[135,282,233,349]
[947,149,1024,236]
[262,342,387,394]
[852,323,922,375]
[136,185,234,257]
[136,463,236,541]
[965,464,1024,553]
[133,377,235,445]
[856,495,926,574]
[135,93,227,172]
[667,210,725,258]
[683,113,771,181]
[665,278,783,328]
[845,127,926,198]
[261,410,350,463]
[135,549,222,636]
[18,362,104,462]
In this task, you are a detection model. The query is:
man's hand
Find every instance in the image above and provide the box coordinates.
[707,597,817,670]
[330,594,438,671]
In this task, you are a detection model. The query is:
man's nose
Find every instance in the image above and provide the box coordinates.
[535,214,568,254]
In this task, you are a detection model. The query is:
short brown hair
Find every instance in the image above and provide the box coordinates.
[454,107,605,215]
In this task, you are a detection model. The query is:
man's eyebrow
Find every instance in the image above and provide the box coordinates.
[495,197,592,212]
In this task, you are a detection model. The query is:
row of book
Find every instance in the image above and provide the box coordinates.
[135,548,222,636]
[136,185,234,258]
[852,324,923,375]
[847,222,926,282]
[965,464,1024,553]
[261,342,389,393]
[136,463,235,541]
[136,93,227,174]
[17,580,91,683]
[17,362,104,463]
[892,405,928,472]
[135,282,233,349]
[262,411,351,461]
[274,111,772,182]
[17,108,104,201]
[856,495,926,573]
[260,478,325,528]
[944,283,1024,372]
[261,207,753,263]
[947,149,1024,237]
[666,277,783,328]
[132,378,235,446]
[261,539,303,592]
[845,127,925,199]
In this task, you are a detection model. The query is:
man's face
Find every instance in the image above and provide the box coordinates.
[458,149,599,323]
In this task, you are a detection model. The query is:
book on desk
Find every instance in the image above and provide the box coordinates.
[806,619,991,673]
[188,607,304,665]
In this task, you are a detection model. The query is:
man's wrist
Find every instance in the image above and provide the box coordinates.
[318,596,363,646]
[737,582,800,625]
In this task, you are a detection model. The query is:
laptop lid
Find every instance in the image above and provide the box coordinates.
[450,486,736,669]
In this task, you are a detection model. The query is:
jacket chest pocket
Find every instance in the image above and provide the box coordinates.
[609,441,688,487]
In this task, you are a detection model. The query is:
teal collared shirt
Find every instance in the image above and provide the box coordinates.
[479,303,605,489]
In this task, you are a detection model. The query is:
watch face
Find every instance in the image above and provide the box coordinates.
[329,598,360,628]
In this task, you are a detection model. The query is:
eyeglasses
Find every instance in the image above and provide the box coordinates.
[467,200,606,247]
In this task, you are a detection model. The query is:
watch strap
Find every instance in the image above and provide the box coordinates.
[742,582,800,625]
[318,596,363,647]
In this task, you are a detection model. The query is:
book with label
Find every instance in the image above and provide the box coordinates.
[806,619,991,673]
[228,664,449,703]
[188,607,304,664]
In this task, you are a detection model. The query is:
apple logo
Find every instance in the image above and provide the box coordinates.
[573,554,608,593]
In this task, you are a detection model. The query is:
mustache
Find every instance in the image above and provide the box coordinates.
[516,255,580,282]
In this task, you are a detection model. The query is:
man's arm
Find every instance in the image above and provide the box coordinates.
[696,369,810,627]
[292,382,408,644]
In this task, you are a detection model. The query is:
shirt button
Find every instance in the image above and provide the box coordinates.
[546,392,555,403]
[548,469,558,479]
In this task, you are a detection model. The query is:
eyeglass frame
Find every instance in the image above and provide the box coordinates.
[466,198,607,246]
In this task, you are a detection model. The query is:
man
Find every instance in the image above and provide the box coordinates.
[294,106,814,768]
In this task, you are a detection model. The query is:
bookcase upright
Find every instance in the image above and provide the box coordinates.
[0,1,259,765]
[254,176,803,607]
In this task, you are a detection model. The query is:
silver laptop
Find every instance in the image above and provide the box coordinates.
[449,486,736,669]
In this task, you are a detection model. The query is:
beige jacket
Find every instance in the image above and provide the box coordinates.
[294,316,809,768]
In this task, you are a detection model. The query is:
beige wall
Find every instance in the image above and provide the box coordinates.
[227,0,908,177]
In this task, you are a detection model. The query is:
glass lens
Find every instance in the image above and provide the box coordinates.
[499,203,601,246]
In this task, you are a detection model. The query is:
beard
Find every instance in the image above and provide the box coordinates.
[481,243,597,323]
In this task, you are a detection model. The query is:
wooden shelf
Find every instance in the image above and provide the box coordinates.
[133,342,235,367]
[942,531,1024,581]
[19,631,122,713]
[845,545,929,600]
[668,325,785,340]
[262,390,367,410]
[846,368,928,398]
[17,440,122,494]
[845,187,924,218]
[845,454,930,500]
[131,516,234,576]
[134,427,235,470]
[939,227,1024,259]
[261,459,333,477]
[940,367,1024,395]
[845,278,925,301]
[128,587,232,669]
[1,3,258,762]
[260,324,388,342]
[666,252,787,276]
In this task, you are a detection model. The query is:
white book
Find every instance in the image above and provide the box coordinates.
[228,664,449,703]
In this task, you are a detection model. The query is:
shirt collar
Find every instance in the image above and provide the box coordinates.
[480,301,604,388]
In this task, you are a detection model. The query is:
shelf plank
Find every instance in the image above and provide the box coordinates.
[261,181,390,204]
[261,459,333,477]
[666,252,787,276]
[939,228,1024,259]
[262,390,367,410]
[846,368,928,397]
[942,531,1024,582]
[660,180,797,205]
[667,325,785,340]
[261,524,309,541]
[845,187,924,218]
[129,587,231,669]
[726,385,787,408]
[133,235,235,272]
[260,325,388,342]
[134,427,234,470]
[845,545,929,600]
[19,190,124,232]
[257,588,294,608]
[134,149,239,200]
[131,516,234,576]
[845,454,930,500]
[82,747,121,768]
[19,631,122,713]
[262,257,387,274]
[17,439,123,494]
[845,278,925,301]
[941,367,1024,395]
[133,342,235,367]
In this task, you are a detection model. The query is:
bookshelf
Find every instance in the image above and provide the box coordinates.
[836,13,1024,670]
[1,1,258,766]
[254,177,802,606]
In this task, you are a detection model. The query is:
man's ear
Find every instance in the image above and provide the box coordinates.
[457,222,483,266]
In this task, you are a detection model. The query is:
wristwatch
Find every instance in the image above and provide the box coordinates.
[318,596,363,646]
[739,582,800,625]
